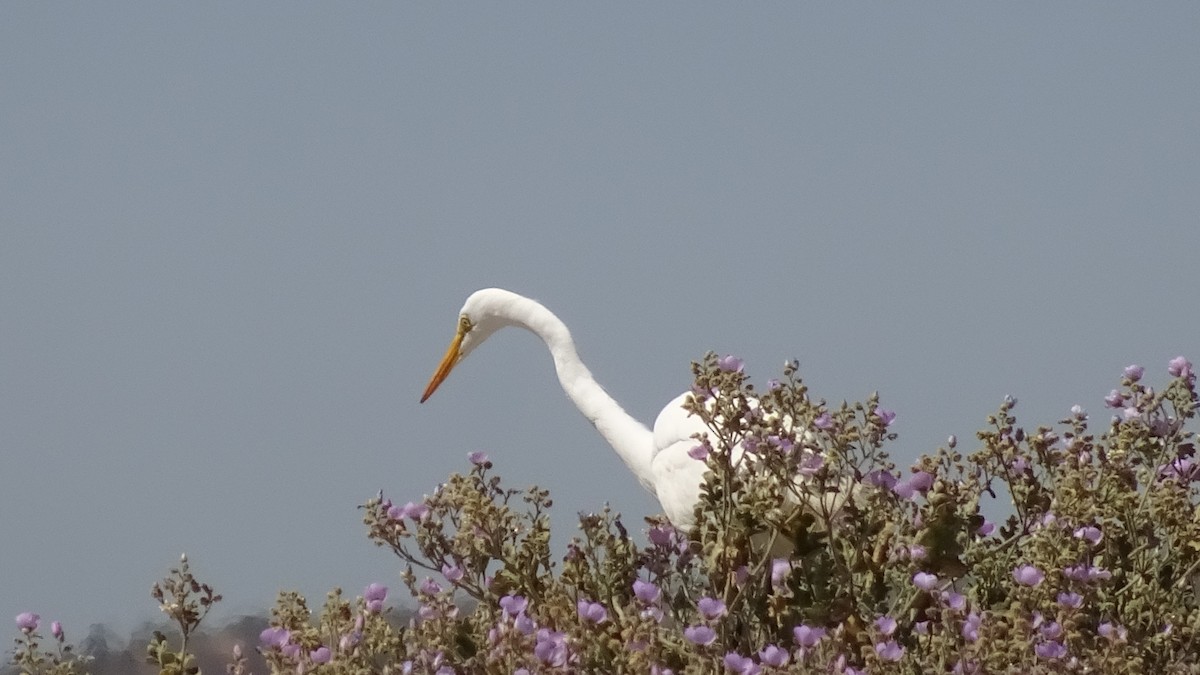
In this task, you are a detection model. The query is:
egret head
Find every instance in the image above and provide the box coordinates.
[419,289,520,402]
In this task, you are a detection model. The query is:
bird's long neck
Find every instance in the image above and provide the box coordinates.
[516,300,658,495]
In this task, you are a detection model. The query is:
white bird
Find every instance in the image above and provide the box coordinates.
[420,288,843,533]
[419,288,724,530]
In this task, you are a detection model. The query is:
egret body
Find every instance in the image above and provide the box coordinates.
[420,288,714,529]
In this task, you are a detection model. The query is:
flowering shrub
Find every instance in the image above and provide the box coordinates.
[9,354,1199,674]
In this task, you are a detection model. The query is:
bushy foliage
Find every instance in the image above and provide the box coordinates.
[10,355,1200,674]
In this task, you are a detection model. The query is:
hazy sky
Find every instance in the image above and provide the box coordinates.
[2,4,1197,636]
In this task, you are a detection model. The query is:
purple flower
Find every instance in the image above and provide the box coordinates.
[717,355,745,373]
[1168,356,1193,378]
[281,642,301,659]
[893,471,933,500]
[688,443,710,460]
[648,524,675,547]
[684,625,717,646]
[812,412,834,430]
[499,594,528,617]
[50,621,63,640]
[863,470,897,490]
[961,612,982,642]
[1063,565,1112,583]
[1057,592,1083,609]
[792,624,826,647]
[698,597,727,620]
[875,407,896,427]
[723,652,760,674]
[770,559,792,588]
[310,646,331,664]
[874,615,897,636]
[417,603,439,621]
[908,544,927,560]
[1073,526,1103,546]
[1039,620,1063,640]
[1098,622,1128,642]
[534,629,569,667]
[1124,364,1144,381]
[914,621,930,635]
[1070,404,1087,420]
[940,591,966,612]
[633,580,661,604]
[1104,389,1125,408]
[913,572,939,591]
[514,613,536,634]
[260,627,291,648]
[364,583,388,613]
[576,599,608,624]
[1035,641,1067,660]
[467,451,489,465]
[1159,457,1200,482]
[875,640,904,661]
[389,501,430,521]
[15,612,39,633]
[759,644,788,667]
[442,563,464,583]
[909,471,934,492]
[1013,564,1045,586]
[977,520,995,536]
[419,578,442,596]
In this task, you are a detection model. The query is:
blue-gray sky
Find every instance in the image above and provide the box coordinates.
[2,4,1197,635]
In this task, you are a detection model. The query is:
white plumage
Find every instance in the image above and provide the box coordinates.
[421,288,830,532]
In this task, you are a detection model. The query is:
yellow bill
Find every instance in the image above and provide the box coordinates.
[420,329,465,402]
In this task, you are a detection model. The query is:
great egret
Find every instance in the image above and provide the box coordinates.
[420,288,827,532]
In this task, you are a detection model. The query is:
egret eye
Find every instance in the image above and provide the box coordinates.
[458,315,473,333]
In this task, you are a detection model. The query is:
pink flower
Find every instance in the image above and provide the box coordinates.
[875,640,904,661]
[792,624,826,647]
[874,615,897,636]
[1013,564,1045,586]
[576,600,608,624]
[260,627,290,648]
[717,355,745,373]
[364,583,388,613]
[698,597,727,620]
[1073,526,1103,546]
[633,580,661,604]
[1168,356,1193,378]
[723,652,759,674]
[388,501,430,521]
[913,572,939,591]
[758,644,788,667]
[15,613,39,633]
[499,594,528,617]
[684,625,716,646]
